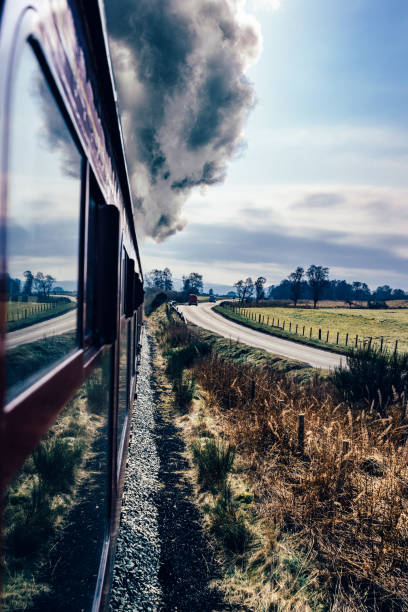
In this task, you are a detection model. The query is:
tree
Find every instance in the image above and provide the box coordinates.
[23,270,34,296]
[254,276,266,304]
[306,265,329,309]
[288,267,304,307]
[373,285,392,301]
[234,280,245,303]
[44,274,56,298]
[163,267,173,291]
[182,272,203,295]
[242,277,254,302]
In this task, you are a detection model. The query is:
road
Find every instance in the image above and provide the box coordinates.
[179,302,345,370]
[7,309,77,349]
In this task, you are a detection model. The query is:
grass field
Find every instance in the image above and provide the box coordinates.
[228,306,408,354]
[7,300,76,332]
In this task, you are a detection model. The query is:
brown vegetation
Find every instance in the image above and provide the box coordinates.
[158,310,408,610]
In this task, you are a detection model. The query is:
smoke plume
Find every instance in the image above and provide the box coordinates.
[105,0,261,241]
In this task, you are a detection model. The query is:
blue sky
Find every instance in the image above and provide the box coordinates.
[140,0,408,289]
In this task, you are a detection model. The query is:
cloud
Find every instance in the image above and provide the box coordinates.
[105,0,261,240]
[249,0,281,11]
[145,221,408,274]
[292,193,345,209]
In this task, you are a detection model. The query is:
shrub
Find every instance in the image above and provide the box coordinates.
[144,290,167,315]
[191,438,235,492]
[5,480,55,558]
[173,374,195,413]
[210,483,250,554]
[33,437,85,495]
[165,341,211,378]
[331,346,408,414]
[85,371,107,413]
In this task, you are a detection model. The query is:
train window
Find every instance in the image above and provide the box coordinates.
[85,191,98,338]
[117,318,130,458]
[1,351,112,612]
[6,44,82,402]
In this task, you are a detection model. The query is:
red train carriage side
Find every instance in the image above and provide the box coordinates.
[0,1,143,610]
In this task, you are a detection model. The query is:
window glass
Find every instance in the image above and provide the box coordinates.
[1,351,112,612]
[85,193,97,337]
[117,318,130,456]
[6,44,82,402]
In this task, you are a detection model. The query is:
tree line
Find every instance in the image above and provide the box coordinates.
[146,268,204,296]
[235,266,408,309]
[7,271,57,301]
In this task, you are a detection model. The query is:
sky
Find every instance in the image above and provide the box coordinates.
[109,0,408,290]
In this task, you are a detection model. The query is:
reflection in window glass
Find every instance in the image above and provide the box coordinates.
[6,44,82,402]
[1,351,111,612]
[85,194,97,337]
[117,318,130,455]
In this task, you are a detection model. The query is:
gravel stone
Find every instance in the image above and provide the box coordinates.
[110,328,163,611]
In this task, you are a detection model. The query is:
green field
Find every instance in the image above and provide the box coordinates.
[227,306,408,354]
[7,300,76,332]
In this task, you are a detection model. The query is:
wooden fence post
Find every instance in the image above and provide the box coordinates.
[296,324,298,334]
[272,317,275,326]
[289,322,292,332]
[380,337,384,351]
[309,327,312,338]
[298,414,305,455]
[336,332,339,345]
[326,331,329,342]
[355,334,358,348]
[267,316,270,326]
[302,326,305,336]
[283,321,285,330]
[345,333,348,346]
[318,328,321,340]
[395,340,398,355]
[368,337,372,350]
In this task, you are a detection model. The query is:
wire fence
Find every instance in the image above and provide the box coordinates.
[7,301,59,323]
[224,304,401,355]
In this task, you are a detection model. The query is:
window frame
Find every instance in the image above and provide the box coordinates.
[0,11,107,489]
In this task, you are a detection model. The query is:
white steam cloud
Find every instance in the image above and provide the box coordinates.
[105,0,261,241]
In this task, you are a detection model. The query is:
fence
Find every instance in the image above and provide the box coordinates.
[7,301,59,323]
[224,304,400,355]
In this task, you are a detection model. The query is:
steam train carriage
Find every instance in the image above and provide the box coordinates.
[0,1,144,609]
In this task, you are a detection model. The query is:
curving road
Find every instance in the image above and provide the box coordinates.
[178,302,345,370]
[7,309,77,349]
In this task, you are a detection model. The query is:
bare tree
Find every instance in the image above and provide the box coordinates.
[254,276,266,304]
[242,277,254,302]
[307,265,329,309]
[288,267,304,307]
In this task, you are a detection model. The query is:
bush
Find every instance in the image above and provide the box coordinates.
[85,371,107,413]
[144,290,167,315]
[166,341,211,379]
[331,346,408,414]
[173,374,195,413]
[33,437,85,495]
[191,438,235,492]
[210,483,250,553]
[5,481,56,558]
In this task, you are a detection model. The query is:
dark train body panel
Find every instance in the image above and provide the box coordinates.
[0,1,143,609]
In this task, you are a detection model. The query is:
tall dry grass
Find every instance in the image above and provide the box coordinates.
[194,354,408,610]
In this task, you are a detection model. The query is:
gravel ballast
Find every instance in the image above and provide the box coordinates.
[109,326,228,611]
[109,329,163,611]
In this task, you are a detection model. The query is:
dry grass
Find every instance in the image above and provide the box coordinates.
[194,354,408,610]
[154,309,408,609]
